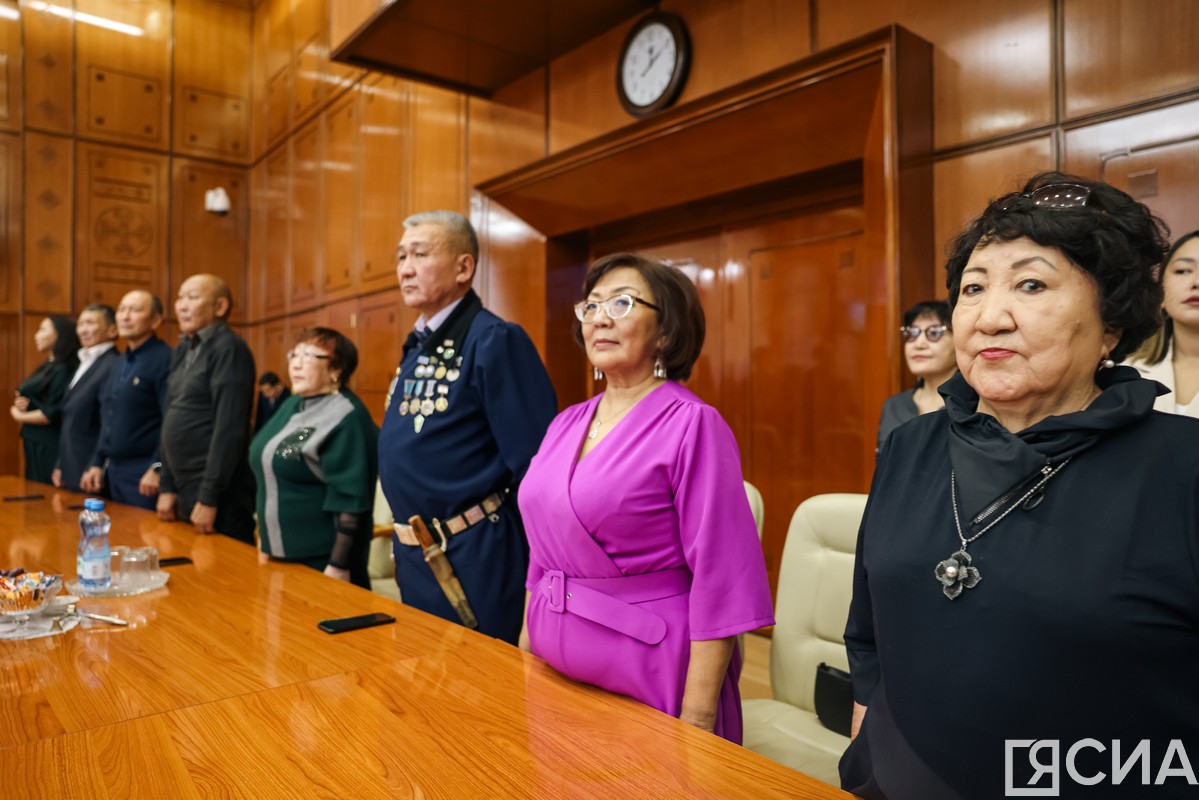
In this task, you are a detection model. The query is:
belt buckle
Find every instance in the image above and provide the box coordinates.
[544,569,565,613]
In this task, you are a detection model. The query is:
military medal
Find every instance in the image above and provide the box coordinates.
[446,368,460,382]
[132,377,140,385]
[420,398,435,416]
[434,364,447,380]
[434,396,449,412]
[399,399,409,415]
[414,414,425,433]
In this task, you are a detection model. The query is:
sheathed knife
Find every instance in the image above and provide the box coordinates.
[407,515,479,629]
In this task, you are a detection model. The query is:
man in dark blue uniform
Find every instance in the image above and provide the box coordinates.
[80,290,172,509]
[378,210,557,644]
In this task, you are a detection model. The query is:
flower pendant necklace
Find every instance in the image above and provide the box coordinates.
[935,457,1072,600]
[587,382,659,440]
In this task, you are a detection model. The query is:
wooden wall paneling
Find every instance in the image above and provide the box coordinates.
[263,146,289,316]
[289,119,321,310]
[1063,100,1199,243]
[322,296,357,347]
[547,17,637,154]
[246,160,269,322]
[1,313,22,474]
[170,159,250,324]
[75,0,172,150]
[329,0,380,55]
[158,319,179,348]
[359,75,406,294]
[242,323,264,380]
[408,83,467,214]
[932,136,1055,285]
[285,309,318,353]
[291,0,327,126]
[468,68,547,186]
[261,318,288,386]
[0,1,21,133]
[1063,0,1199,120]
[21,0,74,133]
[815,0,1053,150]
[75,142,169,310]
[542,233,590,411]
[23,132,73,313]
[474,195,547,353]
[264,0,294,147]
[173,0,252,162]
[357,289,410,426]
[0,132,18,311]
[321,88,359,300]
[250,0,271,159]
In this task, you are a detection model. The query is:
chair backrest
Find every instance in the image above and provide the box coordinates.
[769,493,867,712]
[744,480,765,541]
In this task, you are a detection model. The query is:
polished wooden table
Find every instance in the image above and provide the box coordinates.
[0,476,849,798]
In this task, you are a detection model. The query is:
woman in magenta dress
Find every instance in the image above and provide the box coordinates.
[518,253,774,743]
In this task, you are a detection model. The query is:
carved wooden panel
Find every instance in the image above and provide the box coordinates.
[0,133,18,311]
[174,0,252,161]
[76,0,171,149]
[0,3,20,133]
[290,120,320,309]
[816,0,1053,150]
[321,90,359,299]
[409,83,466,214]
[75,142,169,312]
[171,159,249,324]
[359,75,406,294]
[358,289,411,426]
[1064,100,1199,245]
[23,132,73,313]
[22,0,74,133]
[1063,0,1199,119]
[264,147,289,316]
[933,137,1055,292]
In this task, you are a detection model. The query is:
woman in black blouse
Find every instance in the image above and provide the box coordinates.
[876,300,956,452]
[842,174,1199,799]
[10,315,80,484]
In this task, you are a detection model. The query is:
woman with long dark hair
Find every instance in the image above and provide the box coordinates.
[10,315,80,484]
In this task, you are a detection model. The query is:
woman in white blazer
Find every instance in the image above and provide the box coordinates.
[1129,231,1199,419]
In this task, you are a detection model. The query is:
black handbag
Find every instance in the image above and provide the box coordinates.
[814,662,853,737]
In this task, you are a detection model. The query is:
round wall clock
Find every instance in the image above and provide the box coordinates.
[616,12,691,118]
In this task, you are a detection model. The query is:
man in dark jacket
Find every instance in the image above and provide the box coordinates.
[54,304,119,492]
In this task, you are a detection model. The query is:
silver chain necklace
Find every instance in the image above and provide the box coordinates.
[934,457,1072,600]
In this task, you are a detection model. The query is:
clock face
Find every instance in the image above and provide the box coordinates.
[621,22,679,109]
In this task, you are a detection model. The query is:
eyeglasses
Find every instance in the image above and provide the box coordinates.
[574,294,661,323]
[900,324,950,343]
[286,349,330,363]
[993,183,1100,212]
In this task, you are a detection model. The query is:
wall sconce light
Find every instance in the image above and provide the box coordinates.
[204,187,231,215]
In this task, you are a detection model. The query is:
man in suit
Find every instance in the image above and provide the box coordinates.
[80,290,172,509]
[158,274,257,542]
[53,304,120,492]
[253,371,291,434]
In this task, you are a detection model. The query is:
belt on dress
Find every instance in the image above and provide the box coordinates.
[537,566,692,646]
[394,490,507,549]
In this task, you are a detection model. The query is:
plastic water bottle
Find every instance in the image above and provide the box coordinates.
[77,498,112,590]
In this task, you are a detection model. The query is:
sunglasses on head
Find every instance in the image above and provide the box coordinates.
[900,324,949,343]
[991,182,1101,213]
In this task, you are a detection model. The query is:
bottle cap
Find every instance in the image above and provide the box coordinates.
[83,498,106,511]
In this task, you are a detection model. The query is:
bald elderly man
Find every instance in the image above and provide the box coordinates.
[80,290,172,509]
[158,274,257,542]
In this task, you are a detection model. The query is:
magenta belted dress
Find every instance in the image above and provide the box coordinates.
[519,381,775,743]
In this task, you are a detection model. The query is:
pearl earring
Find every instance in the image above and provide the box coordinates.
[593,367,604,381]
[1099,357,1115,370]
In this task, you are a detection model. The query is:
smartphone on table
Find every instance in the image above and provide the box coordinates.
[317,612,396,634]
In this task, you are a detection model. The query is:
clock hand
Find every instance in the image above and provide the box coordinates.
[640,46,663,77]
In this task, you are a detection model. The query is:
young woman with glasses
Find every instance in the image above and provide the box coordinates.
[877,300,956,452]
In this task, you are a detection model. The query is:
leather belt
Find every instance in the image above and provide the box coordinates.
[538,566,692,645]
[394,491,507,548]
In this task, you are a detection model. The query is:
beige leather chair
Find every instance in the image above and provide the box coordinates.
[744,480,765,541]
[742,492,867,786]
[368,481,401,602]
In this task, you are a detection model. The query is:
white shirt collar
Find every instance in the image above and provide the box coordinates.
[69,341,117,389]
[416,295,465,336]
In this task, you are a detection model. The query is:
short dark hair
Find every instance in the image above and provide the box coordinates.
[1140,230,1199,365]
[574,253,705,381]
[944,171,1170,362]
[295,327,358,386]
[47,315,81,364]
[903,300,951,329]
[83,303,117,327]
[258,371,282,387]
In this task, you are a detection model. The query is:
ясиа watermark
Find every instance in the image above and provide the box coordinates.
[1005,739,1197,796]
